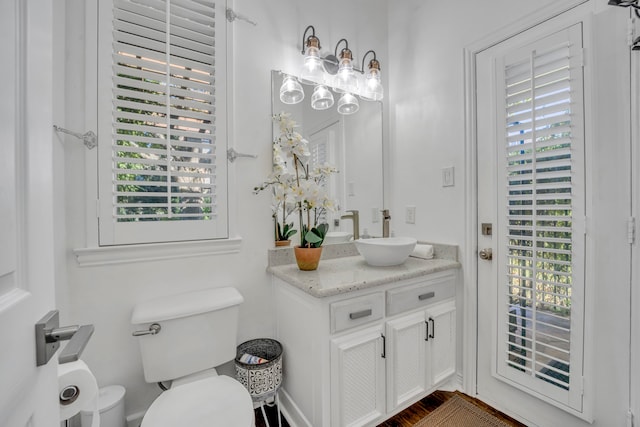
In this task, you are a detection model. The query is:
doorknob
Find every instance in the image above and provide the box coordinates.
[479,248,493,260]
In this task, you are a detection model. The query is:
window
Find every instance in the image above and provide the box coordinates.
[97,0,228,246]
[496,23,586,410]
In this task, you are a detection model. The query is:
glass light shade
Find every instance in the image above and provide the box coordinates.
[336,92,359,115]
[333,57,358,94]
[280,75,304,104]
[311,85,334,110]
[300,46,324,85]
[360,70,384,101]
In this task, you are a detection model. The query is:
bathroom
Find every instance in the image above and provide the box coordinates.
[2,0,639,426]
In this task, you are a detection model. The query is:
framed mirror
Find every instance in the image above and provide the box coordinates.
[271,70,384,242]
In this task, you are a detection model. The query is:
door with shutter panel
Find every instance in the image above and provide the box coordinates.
[476,18,587,418]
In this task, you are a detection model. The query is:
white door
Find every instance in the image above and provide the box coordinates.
[0,0,59,425]
[476,12,588,423]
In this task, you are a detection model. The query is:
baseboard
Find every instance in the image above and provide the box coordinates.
[277,388,312,427]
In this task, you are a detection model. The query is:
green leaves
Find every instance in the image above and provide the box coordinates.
[276,222,297,241]
[302,223,328,248]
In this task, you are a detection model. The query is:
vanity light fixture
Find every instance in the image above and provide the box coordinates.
[336,92,359,115]
[279,75,305,104]
[291,25,384,114]
[311,85,334,110]
[360,50,383,101]
[300,26,325,85]
[333,39,358,94]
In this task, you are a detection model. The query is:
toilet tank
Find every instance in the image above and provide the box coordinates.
[131,287,244,383]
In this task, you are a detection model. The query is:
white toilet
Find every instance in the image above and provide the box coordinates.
[131,287,254,427]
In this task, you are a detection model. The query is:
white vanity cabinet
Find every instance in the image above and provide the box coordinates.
[274,268,458,427]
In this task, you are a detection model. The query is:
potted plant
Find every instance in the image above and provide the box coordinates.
[255,112,338,270]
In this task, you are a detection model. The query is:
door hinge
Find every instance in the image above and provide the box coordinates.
[628,217,636,244]
[96,200,101,219]
[627,409,634,427]
[577,47,586,67]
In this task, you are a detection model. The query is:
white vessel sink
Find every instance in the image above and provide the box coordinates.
[354,237,418,266]
[324,231,353,245]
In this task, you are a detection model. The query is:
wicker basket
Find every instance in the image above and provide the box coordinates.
[234,338,283,401]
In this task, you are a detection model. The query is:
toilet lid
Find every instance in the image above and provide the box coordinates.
[141,375,254,427]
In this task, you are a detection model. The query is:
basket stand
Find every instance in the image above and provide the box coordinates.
[235,338,283,427]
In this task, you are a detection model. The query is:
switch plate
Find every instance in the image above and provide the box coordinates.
[372,208,379,223]
[406,206,416,224]
[442,167,455,187]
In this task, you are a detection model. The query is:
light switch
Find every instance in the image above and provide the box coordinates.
[442,167,455,187]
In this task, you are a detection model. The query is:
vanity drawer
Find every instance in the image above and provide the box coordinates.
[330,292,384,334]
[387,273,455,316]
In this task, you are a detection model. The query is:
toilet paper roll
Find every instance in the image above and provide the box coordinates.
[58,360,100,427]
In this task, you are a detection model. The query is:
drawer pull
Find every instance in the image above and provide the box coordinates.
[349,309,373,320]
[418,291,435,301]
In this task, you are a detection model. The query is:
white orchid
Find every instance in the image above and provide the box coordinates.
[256,113,339,247]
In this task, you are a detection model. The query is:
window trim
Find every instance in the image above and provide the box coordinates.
[73,236,241,267]
[77,0,239,263]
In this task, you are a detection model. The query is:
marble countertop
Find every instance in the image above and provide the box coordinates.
[268,254,461,298]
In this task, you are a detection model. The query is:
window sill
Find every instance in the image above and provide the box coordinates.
[73,237,242,267]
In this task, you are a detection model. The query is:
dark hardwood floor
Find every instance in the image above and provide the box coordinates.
[255,390,525,427]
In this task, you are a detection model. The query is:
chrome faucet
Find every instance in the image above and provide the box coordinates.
[340,210,360,240]
[382,209,391,238]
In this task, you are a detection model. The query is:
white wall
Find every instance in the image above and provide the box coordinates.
[59,0,387,417]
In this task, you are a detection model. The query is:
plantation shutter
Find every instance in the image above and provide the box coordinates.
[97,0,228,245]
[495,23,585,410]
[310,137,329,224]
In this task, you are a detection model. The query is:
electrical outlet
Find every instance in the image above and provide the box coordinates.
[372,208,379,223]
[406,206,416,224]
[442,167,455,187]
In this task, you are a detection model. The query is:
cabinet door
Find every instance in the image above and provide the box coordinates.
[331,324,386,427]
[427,300,456,385]
[386,311,430,412]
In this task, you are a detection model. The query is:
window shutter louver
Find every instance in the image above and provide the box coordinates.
[98,0,227,245]
[495,24,586,410]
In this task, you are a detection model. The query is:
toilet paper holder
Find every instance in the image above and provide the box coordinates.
[35,310,94,366]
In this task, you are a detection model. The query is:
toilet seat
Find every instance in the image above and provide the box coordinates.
[141,375,254,427]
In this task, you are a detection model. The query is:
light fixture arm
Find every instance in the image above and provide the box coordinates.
[301,25,317,54]
[334,38,350,58]
[360,50,379,74]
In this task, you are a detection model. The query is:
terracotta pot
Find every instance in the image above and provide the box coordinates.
[294,246,323,271]
[275,240,291,247]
